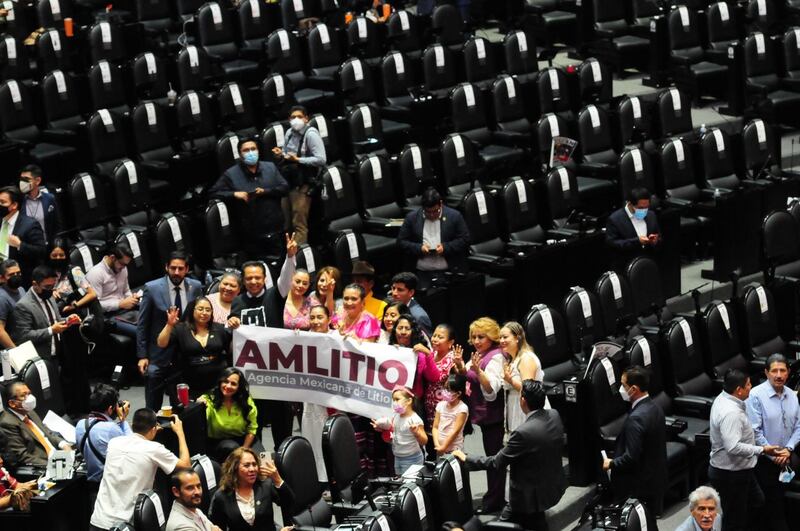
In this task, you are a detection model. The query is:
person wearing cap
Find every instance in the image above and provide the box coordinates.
[351,261,386,320]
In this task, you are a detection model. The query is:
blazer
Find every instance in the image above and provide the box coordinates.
[0,409,66,468]
[397,206,471,273]
[675,514,722,531]
[208,479,294,531]
[466,409,567,514]
[8,213,47,285]
[605,207,660,250]
[610,396,668,504]
[166,500,215,531]
[8,288,60,360]
[136,276,203,366]
[20,191,59,244]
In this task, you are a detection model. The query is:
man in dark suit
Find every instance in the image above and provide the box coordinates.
[136,252,202,410]
[228,261,289,450]
[397,187,471,288]
[453,380,567,531]
[8,264,81,360]
[605,187,660,269]
[0,381,72,469]
[0,186,47,287]
[602,365,667,530]
[19,164,60,245]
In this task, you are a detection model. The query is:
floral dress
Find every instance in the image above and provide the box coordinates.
[424,351,455,425]
[283,296,320,330]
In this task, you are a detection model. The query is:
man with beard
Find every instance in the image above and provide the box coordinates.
[166,469,221,531]
[0,259,24,348]
[86,244,139,337]
[137,252,202,410]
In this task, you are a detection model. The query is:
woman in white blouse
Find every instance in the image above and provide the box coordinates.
[499,321,545,433]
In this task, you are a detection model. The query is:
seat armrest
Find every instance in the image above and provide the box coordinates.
[140,160,170,172]
[468,253,515,276]
[594,28,616,39]
[42,128,76,143]
[699,188,734,200]
[664,197,693,208]
[547,228,580,238]
[673,395,714,418]
[577,161,618,179]
[493,130,532,148]
[664,416,688,437]
[741,178,771,189]
[363,217,400,237]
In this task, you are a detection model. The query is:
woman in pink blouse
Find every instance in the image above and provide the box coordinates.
[423,323,460,425]
[283,268,320,330]
[331,284,381,341]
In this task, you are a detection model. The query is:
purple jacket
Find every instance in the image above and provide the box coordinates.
[465,347,505,426]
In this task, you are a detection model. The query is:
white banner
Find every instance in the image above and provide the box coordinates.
[233,327,417,418]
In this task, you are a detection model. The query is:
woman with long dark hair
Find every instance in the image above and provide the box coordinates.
[196,368,265,462]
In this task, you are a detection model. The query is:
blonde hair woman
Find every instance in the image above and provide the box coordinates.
[499,321,546,433]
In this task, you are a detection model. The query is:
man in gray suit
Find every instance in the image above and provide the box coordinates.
[676,486,722,531]
[0,381,72,469]
[136,252,202,410]
[8,264,81,360]
[165,468,220,531]
[454,380,567,531]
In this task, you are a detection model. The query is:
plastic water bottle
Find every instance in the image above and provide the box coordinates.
[167,83,177,105]
[699,123,707,136]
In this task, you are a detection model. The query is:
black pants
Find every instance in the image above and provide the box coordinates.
[754,457,790,531]
[709,465,765,531]
[479,422,506,511]
[256,399,294,451]
[59,328,90,415]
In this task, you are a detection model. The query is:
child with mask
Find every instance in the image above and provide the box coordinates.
[432,374,469,456]
[371,387,427,475]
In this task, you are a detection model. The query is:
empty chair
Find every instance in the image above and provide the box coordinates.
[88,60,130,115]
[116,228,154,289]
[588,0,650,72]
[0,34,33,81]
[69,171,111,242]
[440,133,479,206]
[746,0,779,35]
[338,57,412,135]
[132,52,170,104]
[176,45,217,92]
[133,490,165,531]
[578,58,612,106]
[492,75,534,143]
[701,300,753,378]
[545,166,581,230]
[562,286,605,353]
[503,29,539,84]
[431,4,465,52]
[386,10,424,60]
[618,148,658,205]
[310,113,340,164]
[698,127,742,191]
[176,90,217,154]
[205,199,243,269]
[501,176,548,245]
[135,0,175,35]
[523,0,577,49]
[218,82,258,137]
[630,0,661,34]
[347,16,383,66]
[741,118,779,179]
[266,29,334,110]
[308,23,343,87]
[380,51,417,115]
[36,28,72,73]
[347,104,394,157]
[706,2,740,62]
[535,112,571,166]
[88,21,127,64]
[743,32,800,125]
[617,95,650,147]
[463,36,498,90]
[739,283,789,368]
[41,69,84,136]
[321,413,370,511]
[662,317,716,402]
[280,0,319,31]
[536,66,573,118]
[762,210,800,278]
[261,73,297,122]
[666,6,728,100]
[422,43,459,99]
[354,154,405,223]
[276,436,333,528]
[155,213,193,266]
[130,101,177,173]
[459,188,515,278]
[783,27,800,82]
[576,103,618,175]
[655,88,694,140]
[110,159,158,224]
[595,270,636,337]
[237,0,273,57]
[524,304,577,385]
[396,143,433,208]
[197,2,260,83]
[331,230,367,274]
[87,109,129,177]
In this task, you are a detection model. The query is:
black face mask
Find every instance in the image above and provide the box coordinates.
[0,205,9,218]
[6,274,22,289]
[38,288,54,300]
[49,258,68,272]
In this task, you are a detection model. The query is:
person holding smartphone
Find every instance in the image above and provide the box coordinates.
[605,187,661,269]
[209,447,295,531]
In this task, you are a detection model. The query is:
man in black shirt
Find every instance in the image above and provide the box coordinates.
[228,261,291,450]
[210,138,289,260]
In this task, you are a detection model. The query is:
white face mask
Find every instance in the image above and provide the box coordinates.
[20,394,37,413]
[19,180,32,194]
[619,385,631,402]
[779,466,795,483]
[290,117,305,132]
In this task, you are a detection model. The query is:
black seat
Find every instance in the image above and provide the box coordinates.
[280,0,319,32]
[588,0,650,73]
[523,0,577,49]
[503,29,539,85]
[618,147,658,207]
[205,199,243,269]
[595,270,636,338]
[431,455,473,527]
[431,4,465,52]
[175,90,217,155]
[783,28,800,82]
[218,81,258,137]
[308,23,343,89]
[701,300,753,379]
[380,51,417,115]
[578,58,612,107]
[746,0,779,35]
[397,143,433,209]
[197,1,260,84]
[331,229,367,275]
[545,166,581,230]
[536,66,573,119]
[87,109,129,177]
[661,317,716,407]
[133,490,166,531]
[422,43,459,100]
[534,112,571,167]
[440,133,479,206]
[706,1,740,62]
[261,73,295,123]
[741,118,780,180]
[762,210,800,278]
[132,52,170,105]
[130,101,178,175]
[88,60,130,115]
[88,21,127,65]
[69,172,111,241]
[110,158,159,226]
[309,113,340,164]
[116,228,154,289]
[460,187,515,279]
[36,28,72,73]
[36,0,72,28]
[739,283,787,368]
[562,286,606,354]
[276,436,333,528]
[266,28,334,111]
[386,10,423,60]
[19,356,65,417]
[698,127,742,191]
[575,103,620,215]
[501,176,547,245]
[626,256,673,330]
[462,36,497,90]
[617,95,650,148]
[41,69,83,136]
[215,132,241,175]
[383,482,434,531]
[492,74,533,142]
[347,104,393,158]
[339,57,411,134]
[656,88,694,140]
[743,32,800,125]
[155,212,192,267]
[354,153,405,223]
[524,303,578,385]
[347,16,383,67]
[0,33,33,81]
[176,45,218,93]
[321,414,364,506]
[191,455,221,514]
[237,0,272,57]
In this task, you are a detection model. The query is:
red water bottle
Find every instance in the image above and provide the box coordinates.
[176,383,190,407]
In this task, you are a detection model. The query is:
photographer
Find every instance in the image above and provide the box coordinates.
[75,384,132,487]
[271,105,326,245]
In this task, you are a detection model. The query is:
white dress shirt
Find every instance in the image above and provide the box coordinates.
[1,211,19,259]
[417,218,448,271]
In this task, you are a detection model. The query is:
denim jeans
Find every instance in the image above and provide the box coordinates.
[394,451,424,476]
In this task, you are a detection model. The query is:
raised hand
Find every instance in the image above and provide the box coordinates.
[166,306,180,326]
[286,232,298,257]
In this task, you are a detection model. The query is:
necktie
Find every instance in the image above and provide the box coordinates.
[41,298,59,354]
[24,417,54,455]
[0,220,8,260]
[174,286,182,314]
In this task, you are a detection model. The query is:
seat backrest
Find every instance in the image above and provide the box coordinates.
[321,414,362,503]
[70,241,102,273]
[191,455,221,514]
[537,67,571,115]
[276,437,327,524]
[397,143,432,198]
[504,30,537,76]
[422,44,456,91]
[294,244,320,275]
[451,83,488,135]
[577,104,613,158]
[432,455,472,526]
[110,159,150,215]
[524,304,573,378]
[588,356,628,441]
[656,88,693,138]
[218,82,256,134]
[0,80,38,141]
[762,210,800,266]
[593,0,626,26]
[216,132,240,174]
[783,28,800,75]
[668,5,702,54]
[89,21,126,64]
[309,114,337,163]
[70,172,109,228]
[348,103,385,148]
[620,500,648,531]
[116,228,154,288]
[392,483,433,531]
[744,32,778,86]
[441,133,478,190]
[742,283,782,353]
[536,113,570,161]
[37,28,70,73]
[332,230,366,274]
[659,138,699,200]
[463,36,496,84]
[155,213,192,265]
[340,57,377,106]
[37,0,72,27]
[41,69,81,125]
[626,334,667,404]
[665,317,712,396]
[133,490,166,531]
[176,90,216,140]
[267,28,304,77]
[131,101,173,157]
[260,121,286,155]
[626,256,665,316]
[0,34,32,81]
[578,58,612,104]
[320,164,359,222]
[707,1,739,48]
[492,75,526,127]
[205,199,241,260]
[308,23,342,70]
[746,0,776,34]
[461,188,503,254]
[87,109,128,166]
[280,0,319,30]
[197,1,237,58]
[502,176,546,242]
[176,45,213,92]
[617,95,648,146]
[431,4,464,46]
[356,154,395,210]
[699,127,740,189]
[347,16,382,60]
[89,60,128,112]
[381,51,416,99]
[619,148,657,202]
[132,52,169,100]
[136,0,172,24]
[261,73,295,120]
[238,0,272,46]
[702,300,745,376]
[386,10,421,54]
[562,286,605,352]
[21,356,65,417]
[545,166,579,224]
[595,270,636,335]
[741,118,776,175]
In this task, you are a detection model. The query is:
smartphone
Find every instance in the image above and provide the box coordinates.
[156,415,174,429]
[259,451,269,462]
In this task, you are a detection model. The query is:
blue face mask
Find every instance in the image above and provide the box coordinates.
[633,208,648,220]
[242,151,259,166]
